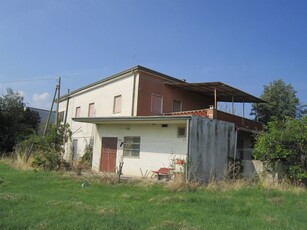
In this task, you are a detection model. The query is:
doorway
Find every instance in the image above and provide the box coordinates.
[100,137,118,172]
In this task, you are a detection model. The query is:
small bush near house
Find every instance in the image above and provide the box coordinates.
[81,144,93,167]
[16,124,71,171]
[253,116,307,185]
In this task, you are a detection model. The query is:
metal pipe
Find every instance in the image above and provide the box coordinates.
[214,88,217,109]
[232,95,234,114]
[131,72,137,116]
[186,118,191,181]
[256,103,259,121]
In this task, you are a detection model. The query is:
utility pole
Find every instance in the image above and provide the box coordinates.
[43,80,58,136]
[55,77,61,130]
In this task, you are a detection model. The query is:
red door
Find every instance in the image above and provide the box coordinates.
[100,137,118,172]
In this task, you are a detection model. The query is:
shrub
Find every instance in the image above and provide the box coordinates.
[19,124,71,171]
[81,144,93,166]
[253,116,307,184]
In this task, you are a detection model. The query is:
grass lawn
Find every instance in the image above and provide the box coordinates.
[0,162,307,230]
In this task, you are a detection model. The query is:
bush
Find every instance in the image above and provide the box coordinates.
[81,144,93,166]
[32,150,60,170]
[19,124,71,171]
[253,117,307,184]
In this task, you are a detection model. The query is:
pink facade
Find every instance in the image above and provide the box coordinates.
[137,71,213,116]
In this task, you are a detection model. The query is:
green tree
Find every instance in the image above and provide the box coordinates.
[251,79,301,124]
[253,117,307,183]
[19,123,72,170]
[0,88,40,154]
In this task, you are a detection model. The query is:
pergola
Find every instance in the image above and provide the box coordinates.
[164,81,265,117]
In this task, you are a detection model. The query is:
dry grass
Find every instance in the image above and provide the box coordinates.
[257,178,305,193]
[0,151,33,171]
[62,167,306,193]
[147,220,202,230]
[14,153,33,170]
[205,179,250,192]
[167,180,200,192]
[5,153,303,193]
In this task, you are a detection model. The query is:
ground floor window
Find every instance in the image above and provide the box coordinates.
[123,136,141,157]
[72,139,78,160]
[177,127,186,138]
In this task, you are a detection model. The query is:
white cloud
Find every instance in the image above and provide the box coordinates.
[18,90,26,97]
[32,92,50,109]
[0,84,3,94]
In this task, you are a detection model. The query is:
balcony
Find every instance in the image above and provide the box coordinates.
[165,108,263,132]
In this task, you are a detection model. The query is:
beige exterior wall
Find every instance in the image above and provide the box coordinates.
[93,122,188,177]
[59,73,139,161]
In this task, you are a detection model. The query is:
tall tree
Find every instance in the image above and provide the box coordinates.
[251,79,301,124]
[0,88,40,154]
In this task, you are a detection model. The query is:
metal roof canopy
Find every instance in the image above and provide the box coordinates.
[165,82,265,103]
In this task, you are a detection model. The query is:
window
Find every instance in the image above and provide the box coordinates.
[123,136,141,157]
[88,103,95,117]
[58,111,64,122]
[75,106,81,117]
[151,94,163,114]
[72,139,78,160]
[177,127,186,138]
[113,95,122,113]
[173,100,182,112]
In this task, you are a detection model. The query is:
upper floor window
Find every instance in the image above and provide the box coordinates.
[88,103,95,117]
[75,106,81,117]
[173,100,182,112]
[151,94,163,114]
[113,95,122,114]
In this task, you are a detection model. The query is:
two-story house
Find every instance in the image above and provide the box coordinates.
[59,65,263,182]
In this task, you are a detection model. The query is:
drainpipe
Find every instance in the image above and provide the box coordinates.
[232,95,234,115]
[242,100,245,126]
[63,90,70,128]
[233,127,238,178]
[186,118,191,181]
[214,87,217,109]
[131,71,137,116]
[234,128,238,160]
[256,103,259,121]
[63,90,70,161]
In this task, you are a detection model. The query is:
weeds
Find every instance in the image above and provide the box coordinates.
[1,162,307,230]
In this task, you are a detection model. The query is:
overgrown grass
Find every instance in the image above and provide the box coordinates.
[0,162,307,230]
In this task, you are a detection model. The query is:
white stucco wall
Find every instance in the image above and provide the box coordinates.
[92,123,188,177]
[59,73,139,161]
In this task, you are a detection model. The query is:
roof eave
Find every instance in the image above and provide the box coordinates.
[72,115,192,124]
[59,65,184,102]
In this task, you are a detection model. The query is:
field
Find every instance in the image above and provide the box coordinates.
[0,162,307,230]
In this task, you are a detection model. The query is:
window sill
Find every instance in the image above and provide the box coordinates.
[123,156,140,159]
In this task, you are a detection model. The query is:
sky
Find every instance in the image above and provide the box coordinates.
[0,0,306,117]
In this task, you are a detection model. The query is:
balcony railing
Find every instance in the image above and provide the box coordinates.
[164,108,263,132]
[215,110,263,131]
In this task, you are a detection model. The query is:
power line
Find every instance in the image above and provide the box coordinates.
[0,77,56,84]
